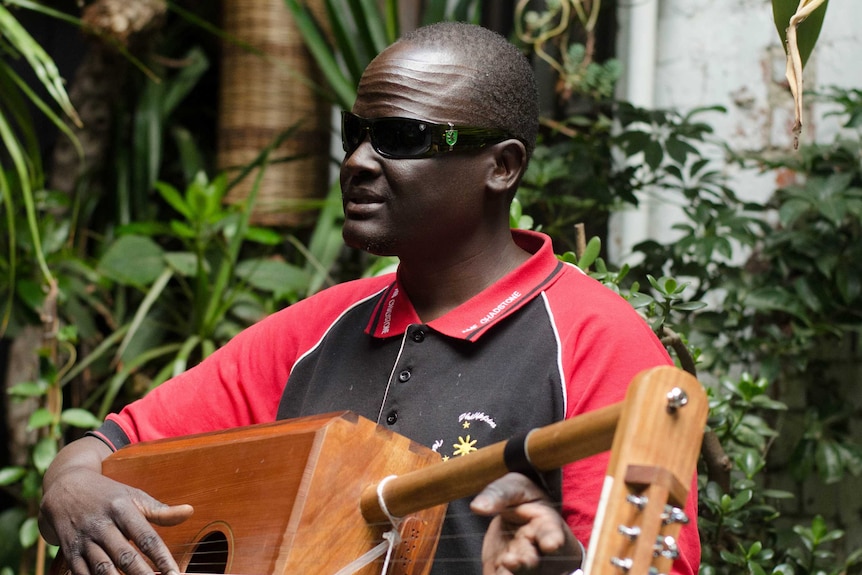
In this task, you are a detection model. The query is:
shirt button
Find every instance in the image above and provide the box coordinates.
[412,330,425,342]
[386,411,398,425]
[398,370,411,382]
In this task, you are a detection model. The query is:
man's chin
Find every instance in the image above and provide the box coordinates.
[342,228,395,257]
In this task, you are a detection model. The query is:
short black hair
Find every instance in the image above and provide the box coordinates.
[397,22,539,161]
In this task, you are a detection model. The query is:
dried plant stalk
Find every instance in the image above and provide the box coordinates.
[783,0,827,148]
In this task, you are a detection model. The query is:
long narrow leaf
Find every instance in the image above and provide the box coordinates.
[383,0,399,43]
[97,343,183,418]
[0,62,42,184]
[299,181,345,295]
[114,268,174,364]
[421,0,448,26]
[346,0,389,54]
[283,0,356,108]
[0,168,16,336]
[59,324,131,386]
[0,59,82,159]
[0,103,51,283]
[323,0,364,83]
[452,0,483,24]
[171,335,202,377]
[4,0,81,26]
[0,3,81,127]
[202,126,301,332]
[160,47,210,120]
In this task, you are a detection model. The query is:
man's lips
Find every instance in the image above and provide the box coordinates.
[343,190,386,217]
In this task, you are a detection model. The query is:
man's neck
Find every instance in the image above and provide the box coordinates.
[397,234,531,323]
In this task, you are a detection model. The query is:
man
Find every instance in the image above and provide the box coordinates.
[40,22,699,575]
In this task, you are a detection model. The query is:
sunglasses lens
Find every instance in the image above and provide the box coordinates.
[342,113,364,153]
[373,118,433,157]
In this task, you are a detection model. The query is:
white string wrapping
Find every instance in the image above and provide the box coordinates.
[333,475,403,575]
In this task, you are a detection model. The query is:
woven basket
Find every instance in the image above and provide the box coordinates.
[218,0,331,227]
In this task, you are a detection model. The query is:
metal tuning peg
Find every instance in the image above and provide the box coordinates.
[666,387,688,413]
[626,493,648,510]
[653,535,680,559]
[661,504,690,525]
[618,525,641,540]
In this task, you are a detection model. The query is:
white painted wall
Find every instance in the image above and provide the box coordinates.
[609,0,862,263]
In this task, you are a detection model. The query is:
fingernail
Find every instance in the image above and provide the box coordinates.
[471,495,490,512]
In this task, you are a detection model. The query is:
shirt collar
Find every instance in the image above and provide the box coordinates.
[365,230,565,341]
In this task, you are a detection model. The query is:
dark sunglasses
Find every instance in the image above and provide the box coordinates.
[341,111,514,159]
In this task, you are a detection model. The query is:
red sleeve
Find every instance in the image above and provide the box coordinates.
[550,270,700,574]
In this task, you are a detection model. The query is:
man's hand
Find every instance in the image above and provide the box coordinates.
[39,437,193,575]
[470,472,582,575]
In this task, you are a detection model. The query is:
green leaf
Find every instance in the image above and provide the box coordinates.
[577,236,601,270]
[60,408,102,429]
[155,182,192,219]
[19,516,40,549]
[98,235,167,287]
[27,407,53,430]
[235,259,310,297]
[7,380,46,398]
[0,466,26,486]
[32,436,57,473]
[164,252,202,277]
[815,441,843,484]
[244,226,283,246]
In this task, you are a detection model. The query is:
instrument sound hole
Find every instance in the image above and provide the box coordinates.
[186,530,229,574]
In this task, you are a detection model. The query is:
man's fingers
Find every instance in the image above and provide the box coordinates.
[144,502,195,527]
[114,511,183,575]
[497,529,542,571]
[471,473,547,515]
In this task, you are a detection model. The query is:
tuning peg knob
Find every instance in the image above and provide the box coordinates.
[654,535,680,559]
[626,493,648,509]
[666,387,688,412]
[662,505,690,525]
[618,525,641,540]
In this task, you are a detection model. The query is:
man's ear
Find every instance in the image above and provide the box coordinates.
[486,139,528,197]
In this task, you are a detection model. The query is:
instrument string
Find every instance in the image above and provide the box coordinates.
[156,501,588,572]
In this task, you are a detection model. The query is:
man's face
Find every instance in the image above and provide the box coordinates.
[339,43,495,259]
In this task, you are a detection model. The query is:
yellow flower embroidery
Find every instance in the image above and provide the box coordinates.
[453,435,478,456]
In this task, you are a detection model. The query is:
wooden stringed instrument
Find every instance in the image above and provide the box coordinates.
[52,365,707,575]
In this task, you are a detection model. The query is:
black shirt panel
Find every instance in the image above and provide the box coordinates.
[277,295,565,574]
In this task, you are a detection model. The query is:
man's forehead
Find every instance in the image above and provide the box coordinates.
[354,45,477,120]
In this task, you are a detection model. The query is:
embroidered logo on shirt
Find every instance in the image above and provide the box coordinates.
[432,411,498,461]
[381,287,399,334]
[478,291,522,326]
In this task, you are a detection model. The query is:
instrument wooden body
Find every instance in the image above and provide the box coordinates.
[101,412,446,575]
[54,365,708,575]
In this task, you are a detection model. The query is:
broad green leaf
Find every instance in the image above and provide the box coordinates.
[32,436,57,473]
[815,441,843,484]
[60,408,102,429]
[27,407,53,430]
[164,251,202,277]
[7,380,46,397]
[577,236,601,270]
[235,258,310,297]
[98,235,166,287]
[19,516,40,549]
